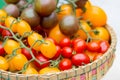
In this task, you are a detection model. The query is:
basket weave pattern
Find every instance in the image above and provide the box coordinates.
[0,25,117,80]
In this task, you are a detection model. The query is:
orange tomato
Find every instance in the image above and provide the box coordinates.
[76,8,83,17]
[90,27,110,41]
[49,24,67,44]
[40,40,57,58]
[83,6,107,27]
[16,20,31,36]
[5,16,17,32]
[39,67,60,74]
[74,20,91,40]
[0,10,7,24]
[85,0,91,10]
[93,53,103,61]
[0,56,9,70]
[57,4,73,20]
[4,39,21,55]
[27,32,43,51]
[8,53,28,71]
[23,67,38,74]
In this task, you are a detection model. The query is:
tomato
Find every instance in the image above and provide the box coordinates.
[27,32,43,51]
[72,53,90,66]
[0,27,3,33]
[21,48,32,60]
[0,10,7,24]
[39,67,60,74]
[52,45,61,60]
[90,27,110,41]
[34,54,50,69]
[2,29,12,37]
[59,37,71,48]
[45,37,57,45]
[40,40,57,58]
[5,16,17,32]
[99,40,110,53]
[87,41,100,52]
[71,38,82,46]
[8,53,28,71]
[23,67,38,74]
[0,56,9,70]
[73,39,86,53]
[16,20,31,36]
[4,39,21,55]
[0,42,5,56]
[61,47,73,58]
[59,58,72,71]
[93,53,103,61]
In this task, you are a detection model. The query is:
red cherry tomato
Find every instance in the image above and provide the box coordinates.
[46,37,57,45]
[72,53,90,66]
[52,45,61,60]
[87,41,100,52]
[59,58,72,71]
[0,42,5,56]
[59,37,71,47]
[21,48,32,60]
[99,40,110,53]
[2,29,12,37]
[61,47,73,58]
[93,53,103,61]
[34,54,50,69]
[0,28,3,33]
[71,38,82,46]
[73,39,86,53]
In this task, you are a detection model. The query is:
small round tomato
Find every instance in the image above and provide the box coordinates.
[2,29,12,37]
[73,39,86,53]
[99,40,110,53]
[71,38,82,46]
[93,53,103,61]
[59,58,72,71]
[16,20,31,36]
[45,37,57,45]
[0,56,9,70]
[27,32,43,51]
[0,42,5,56]
[4,39,21,55]
[34,54,50,69]
[72,53,90,66]
[59,37,71,48]
[61,47,73,58]
[0,10,7,24]
[52,45,61,60]
[87,41,100,52]
[0,28,3,33]
[40,40,57,58]
[39,67,60,74]
[23,67,38,74]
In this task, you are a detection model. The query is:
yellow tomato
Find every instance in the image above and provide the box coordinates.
[16,20,31,36]
[0,10,7,23]
[5,16,17,32]
[4,39,21,55]
[23,67,38,74]
[8,53,28,71]
[27,32,43,51]
[40,40,57,58]
[39,67,60,74]
[0,56,9,70]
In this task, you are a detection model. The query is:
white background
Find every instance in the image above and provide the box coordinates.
[90,0,120,80]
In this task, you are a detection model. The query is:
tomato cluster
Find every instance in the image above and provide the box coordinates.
[0,0,111,75]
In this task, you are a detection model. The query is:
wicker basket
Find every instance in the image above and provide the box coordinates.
[0,25,117,80]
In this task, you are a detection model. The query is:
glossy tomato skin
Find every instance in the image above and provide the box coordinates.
[34,54,50,69]
[71,38,82,46]
[59,37,71,48]
[0,42,5,56]
[2,29,12,38]
[72,53,90,66]
[99,41,110,53]
[73,39,87,53]
[21,48,32,60]
[59,58,72,71]
[45,37,57,45]
[87,41,100,52]
[52,45,61,60]
[61,47,73,58]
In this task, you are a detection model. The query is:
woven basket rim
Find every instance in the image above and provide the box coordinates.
[0,24,117,79]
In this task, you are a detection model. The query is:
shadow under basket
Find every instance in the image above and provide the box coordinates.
[0,25,117,80]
